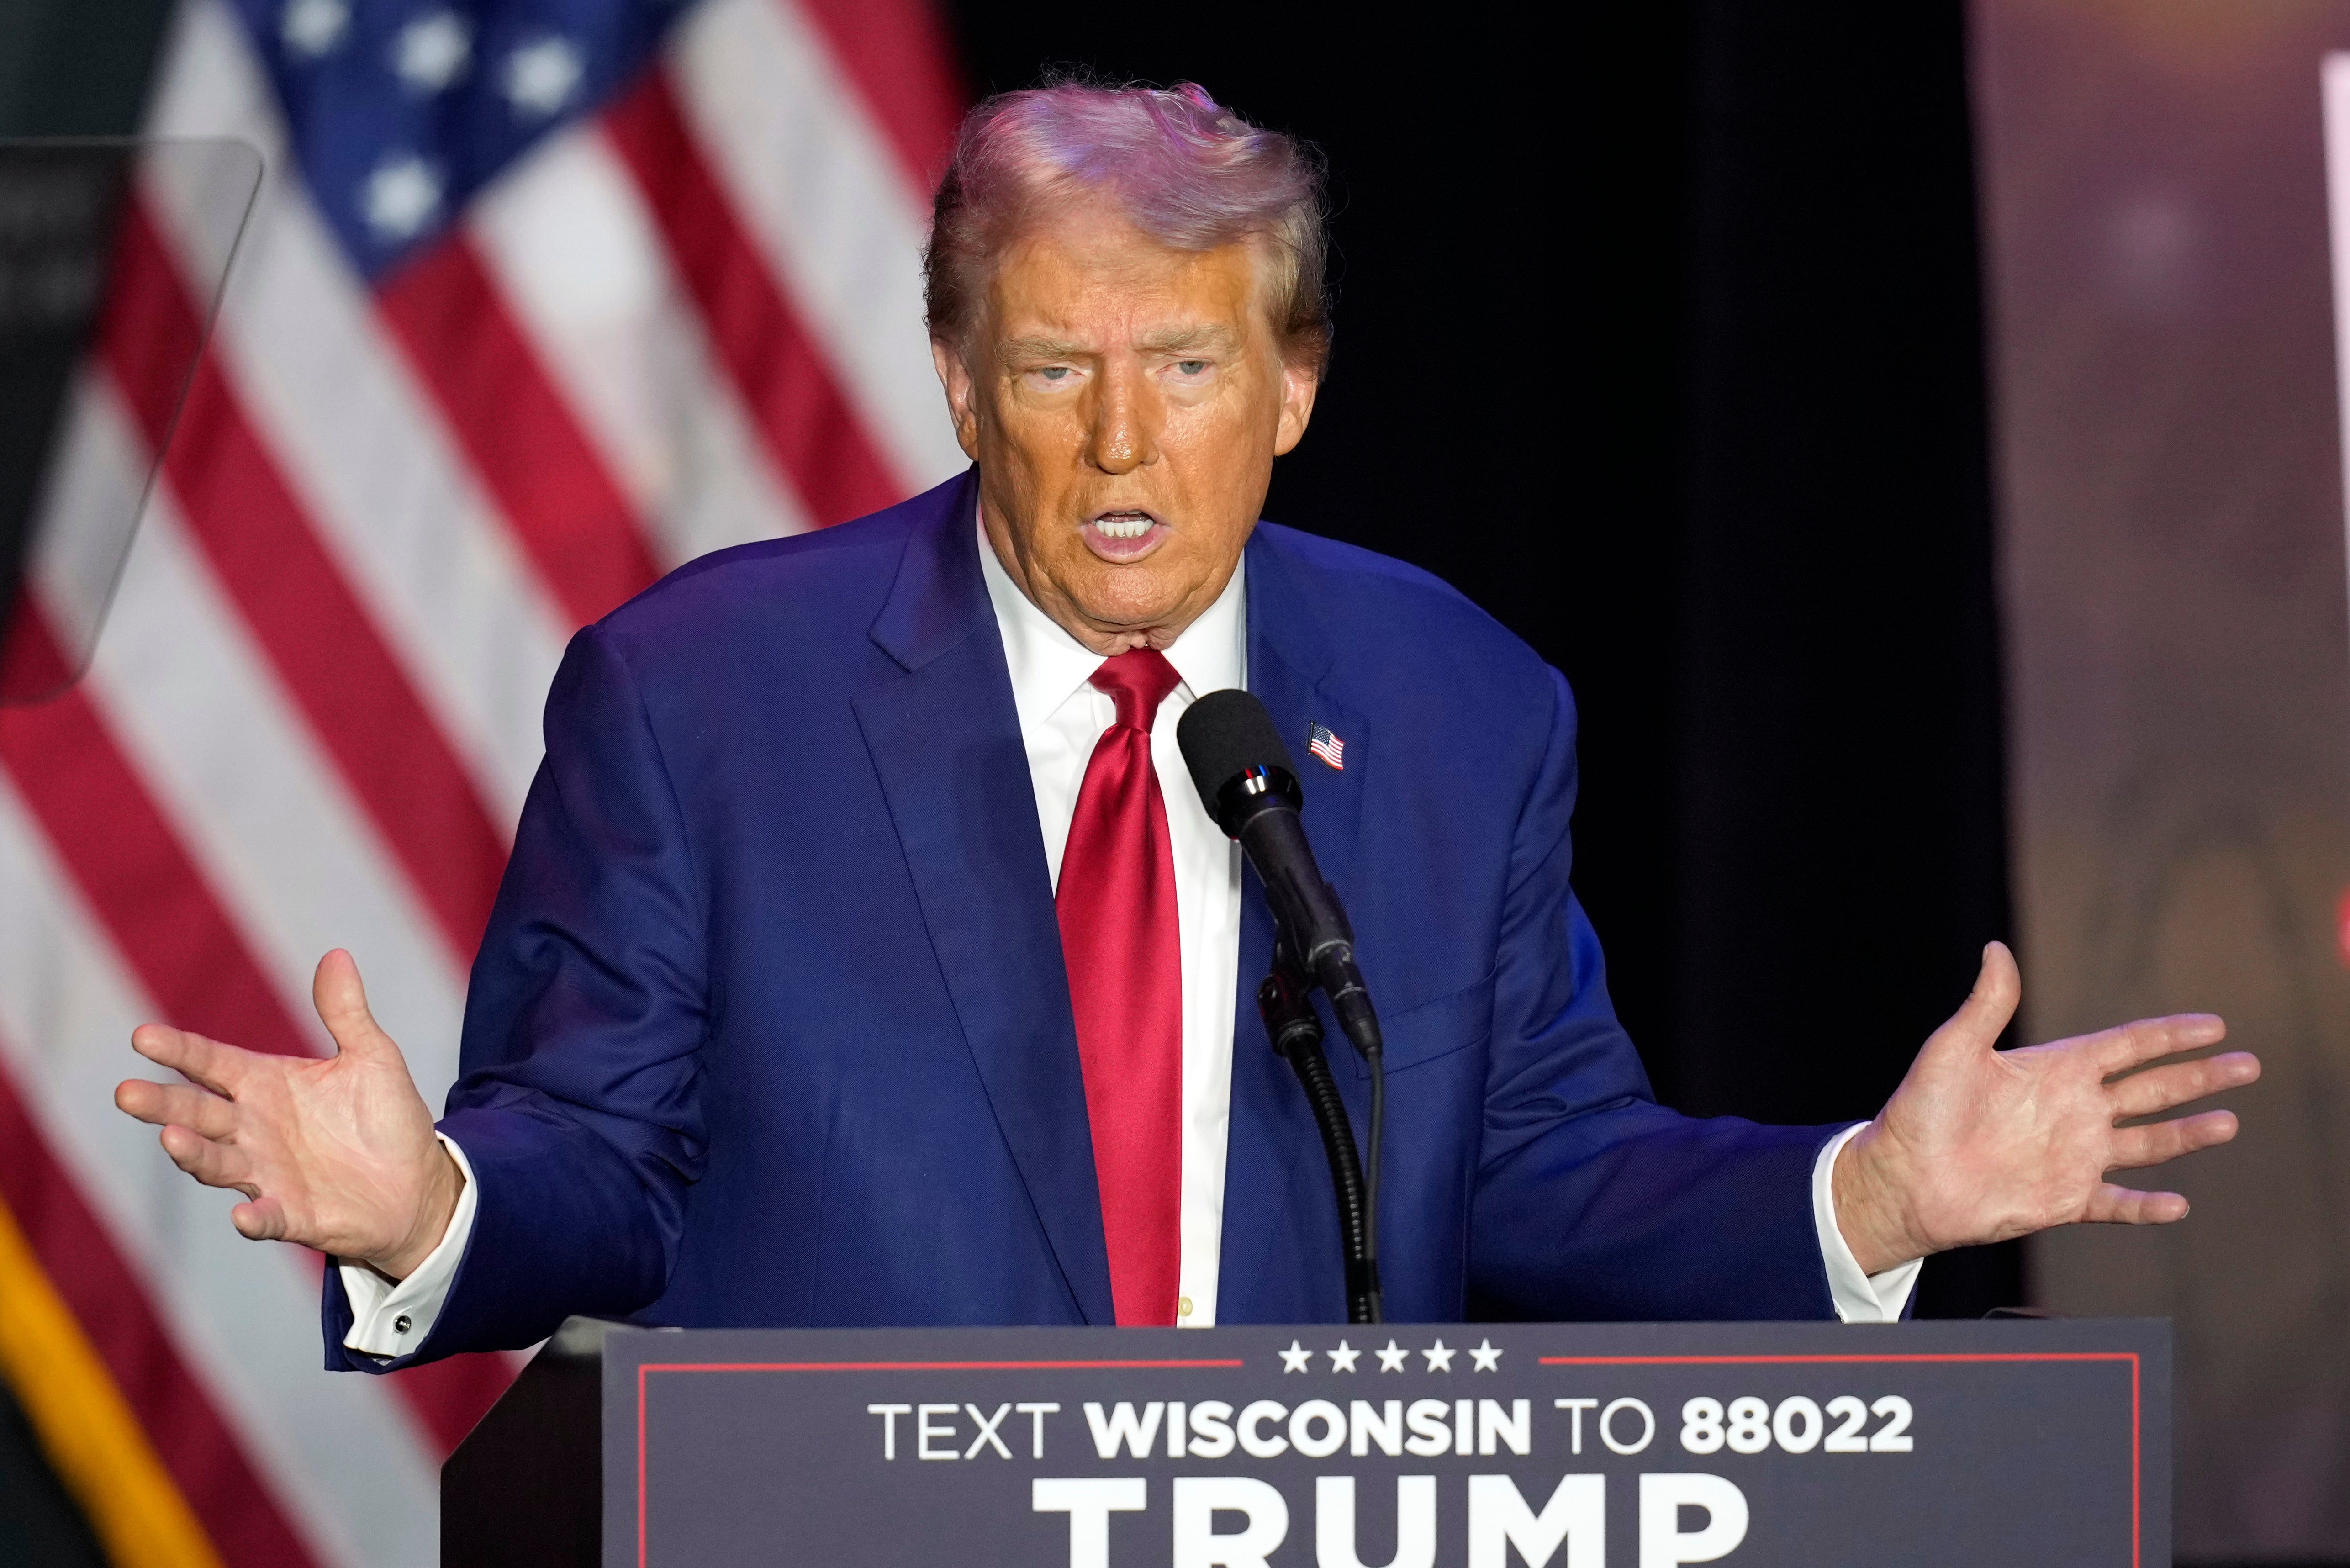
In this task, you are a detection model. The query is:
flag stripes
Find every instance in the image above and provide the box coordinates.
[0,770,441,1567]
[0,607,503,1458]
[100,206,512,966]
[0,612,319,1066]
[37,381,468,1098]
[19,392,518,1461]
[144,0,573,825]
[605,68,904,527]
[666,0,966,488]
[466,127,814,561]
[375,236,661,626]
[1,0,967,1561]
[792,0,965,195]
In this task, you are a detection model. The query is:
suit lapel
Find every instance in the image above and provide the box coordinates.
[1217,529,1376,1321]
[851,475,1114,1323]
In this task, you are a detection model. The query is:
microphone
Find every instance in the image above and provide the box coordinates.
[1176,691,1381,1058]
[1179,688,1388,1323]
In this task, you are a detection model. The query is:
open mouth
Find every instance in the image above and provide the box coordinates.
[1080,509,1169,563]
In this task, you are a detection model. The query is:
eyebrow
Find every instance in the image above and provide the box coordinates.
[1000,336,1089,360]
[1139,325,1239,354]
[998,324,1242,361]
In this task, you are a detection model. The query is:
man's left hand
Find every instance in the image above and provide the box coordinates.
[1832,941,2259,1276]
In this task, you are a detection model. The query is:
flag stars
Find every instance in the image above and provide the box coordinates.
[1470,1338,1504,1372]
[281,0,349,57]
[1375,1339,1410,1373]
[1422,1339,1456,1372]
[503,37,585,118]
[362,155,442,242]
[1279,1340,1313,1374]
[394,11,473,93]
[1326,1339,1361,1373]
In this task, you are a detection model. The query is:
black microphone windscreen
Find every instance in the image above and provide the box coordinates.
[1176,689,1297,818]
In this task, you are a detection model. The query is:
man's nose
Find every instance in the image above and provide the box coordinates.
[1086,365,1158,475]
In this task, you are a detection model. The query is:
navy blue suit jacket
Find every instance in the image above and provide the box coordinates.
[326,471,1845,1368]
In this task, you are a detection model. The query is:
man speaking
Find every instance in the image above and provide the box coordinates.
[115,83,2256,1359]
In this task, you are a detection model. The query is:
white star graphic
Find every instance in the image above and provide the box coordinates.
[362,155,442,242]
[1421,1339,1456,1372]
[394,11,473,93]
[1470,1338,1504,1372]
[1376,1339,1410,1373]
[1326,1339,1361,1373]
[281,0,349,57]
[1279,1339,1313,1374]
[503,37,583,118]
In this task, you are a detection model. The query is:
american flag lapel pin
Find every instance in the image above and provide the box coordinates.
[1307,722,1346,770]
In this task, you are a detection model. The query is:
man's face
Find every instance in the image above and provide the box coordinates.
[934,205,1319,655]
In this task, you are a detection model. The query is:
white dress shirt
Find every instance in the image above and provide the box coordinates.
[977,516,1249,1327]
[343,518,1916,1353]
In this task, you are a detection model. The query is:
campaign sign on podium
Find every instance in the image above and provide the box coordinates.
[598,1318,2165,1567]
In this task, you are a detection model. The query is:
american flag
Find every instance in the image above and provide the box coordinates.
[0,1,963,1562]
[1307,721,1344,770]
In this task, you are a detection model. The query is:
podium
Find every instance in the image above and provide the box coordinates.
[444,1316,2167,1567]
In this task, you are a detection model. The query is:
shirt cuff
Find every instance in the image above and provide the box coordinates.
[1812,1122,1923,1323]
[338,1133,477,1358]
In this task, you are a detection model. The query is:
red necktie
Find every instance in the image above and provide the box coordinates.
[1057,648,1184,1327]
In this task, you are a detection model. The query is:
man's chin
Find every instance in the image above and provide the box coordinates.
[1062,589,1199,651]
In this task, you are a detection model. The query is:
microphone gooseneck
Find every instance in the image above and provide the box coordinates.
[1178,690,1386,1325]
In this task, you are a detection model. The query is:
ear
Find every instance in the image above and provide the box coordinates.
[932,338,983,461]
[1272,355,1320,457]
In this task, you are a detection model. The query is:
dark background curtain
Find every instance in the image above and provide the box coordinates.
[944,1,2020,1316]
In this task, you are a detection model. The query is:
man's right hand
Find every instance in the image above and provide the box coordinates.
[114,948,459,1281]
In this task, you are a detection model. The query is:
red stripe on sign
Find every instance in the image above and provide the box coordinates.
[645,1359,1249,1372]
[0,1046,323,1568]
[0,610,315,1062]
[375,234,660,625]
[788,0,967,194]
[1534,1352,2144,1364]
[605,70,904,527]
[99,202,509,966]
